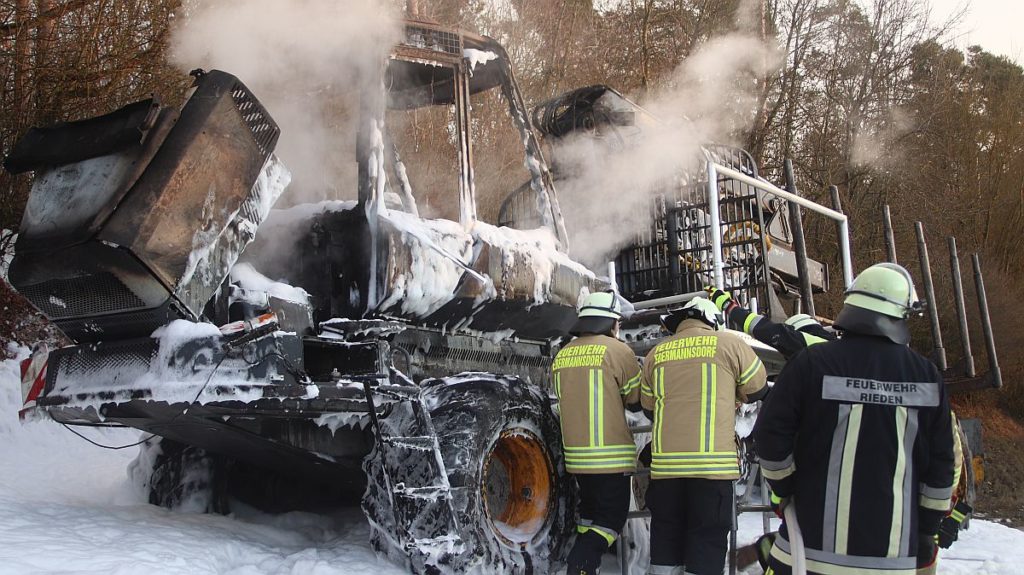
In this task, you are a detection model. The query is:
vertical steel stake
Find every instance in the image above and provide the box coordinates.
[947,237,975,377]
[914,222,946,370]
[972,254,1002,388]
[883,205,897,263]
[784,160,814,317]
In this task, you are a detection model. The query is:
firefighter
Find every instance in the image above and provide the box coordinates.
[710,286,970,573]
[753,262,955,575]
[640,296,768,575]
[552,290,642,575]
[705,286,835,359]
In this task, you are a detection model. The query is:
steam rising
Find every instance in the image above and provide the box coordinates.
[553,33,781,266]
[169,0,401,203]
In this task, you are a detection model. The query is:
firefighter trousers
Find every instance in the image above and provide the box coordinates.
[566,473,632,574]
[648,478,733,575]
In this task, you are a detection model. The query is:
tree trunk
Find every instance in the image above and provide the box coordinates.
[640,0,652,92]
[34,0,56,123]
[13,0,32,128]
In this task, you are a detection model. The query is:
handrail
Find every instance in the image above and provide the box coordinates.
[710,162,855,289]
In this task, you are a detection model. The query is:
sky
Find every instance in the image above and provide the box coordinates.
[929,0,1023,63]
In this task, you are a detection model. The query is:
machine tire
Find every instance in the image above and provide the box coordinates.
[424,375,575,573]
[362,373,575,573]
[129,436,230,514]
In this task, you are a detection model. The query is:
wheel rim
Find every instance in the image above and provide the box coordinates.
[482,428,554,546]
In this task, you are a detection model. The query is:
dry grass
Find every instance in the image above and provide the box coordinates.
[953,392,1024,526]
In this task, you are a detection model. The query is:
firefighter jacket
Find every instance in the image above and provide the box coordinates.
[553,334,642,474]
[727,308,832,360]
[640,319,768,480]
[753,333,955,575]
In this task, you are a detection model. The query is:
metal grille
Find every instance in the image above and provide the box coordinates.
[56,307,182,340]
[229,83,279,158]
[615,146,772,314]
[403,25,461,56]
[21,272,147,319]
[48,339,157,389]
[703,145,759,177]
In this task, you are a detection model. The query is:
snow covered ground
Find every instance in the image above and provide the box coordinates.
[0,346,1020,574]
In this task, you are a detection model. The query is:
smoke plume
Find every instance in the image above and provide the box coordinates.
[169,0,401,204]
[553,32,782,267]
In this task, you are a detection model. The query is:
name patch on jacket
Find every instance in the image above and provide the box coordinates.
[552,345,607,370]
[653,336,718,365]
[822,376,940,407]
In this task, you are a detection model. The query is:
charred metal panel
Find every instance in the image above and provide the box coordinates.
[103,70,280,313]
[12,105,177,251]
[392,327,554,388]
[7,70,281,342]
[4,98,162,174]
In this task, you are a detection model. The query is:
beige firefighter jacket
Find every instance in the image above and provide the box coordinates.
[553,334,642,474]
[641,319,767,480]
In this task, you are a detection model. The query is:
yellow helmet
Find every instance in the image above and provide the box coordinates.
[835,263,922,344]
[843,262,921,318]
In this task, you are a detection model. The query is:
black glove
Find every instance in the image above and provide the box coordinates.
[705,286,738,315]
[937,500,973,548]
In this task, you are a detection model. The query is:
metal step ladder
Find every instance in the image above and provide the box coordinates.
[362,379,464,563]
[616,424,774,575]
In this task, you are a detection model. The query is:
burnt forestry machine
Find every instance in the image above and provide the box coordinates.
[3,21,998,575]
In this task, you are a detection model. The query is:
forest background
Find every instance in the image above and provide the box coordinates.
[2,0,1023,520]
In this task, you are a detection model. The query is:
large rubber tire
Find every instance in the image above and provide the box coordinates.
[363,374,576,573]
[128,436,230,514]
[423,375,575,573]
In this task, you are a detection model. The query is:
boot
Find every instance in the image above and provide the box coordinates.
[566,530,608,575]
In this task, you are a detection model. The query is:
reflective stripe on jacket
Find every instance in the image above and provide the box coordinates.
[640,319,767,480]
[553,334,641,474]
[728,307,832,360]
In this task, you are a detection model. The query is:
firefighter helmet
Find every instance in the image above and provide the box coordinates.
[661,297,724,334]
[577,291,623,320]
[835,262,922,345]
[570,291,622,336]
[843,262,921,318]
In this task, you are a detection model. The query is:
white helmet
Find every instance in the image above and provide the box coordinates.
[570,291,623,336]
[577,291,623,320]
[662,297,724,333]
